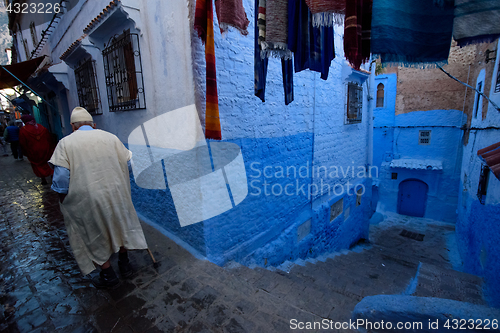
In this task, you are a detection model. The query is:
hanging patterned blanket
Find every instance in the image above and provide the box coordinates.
[371,0,454,67]
[255,0,294,104]
[304,0,345,27]
[195,0,222,140]
[215,0,250,36]
[453,0,500,47]
[260,0,292,58]
[344,0,371,69]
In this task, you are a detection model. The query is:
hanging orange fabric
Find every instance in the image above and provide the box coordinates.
[195,0,222,140]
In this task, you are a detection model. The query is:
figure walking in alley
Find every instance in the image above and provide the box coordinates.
[0,120,9,156]
[19,115,55,185]
[49,107,149,289]
[3,120,23,160]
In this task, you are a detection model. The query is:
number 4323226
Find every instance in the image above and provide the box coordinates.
[7,2,61,14]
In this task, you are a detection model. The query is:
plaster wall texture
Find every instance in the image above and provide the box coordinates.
[30,0,373,267]
[373,74,464,222]
[33,0,206,250]
[48,0,197,143]
[457,44,500,306]
[183,0,372,266]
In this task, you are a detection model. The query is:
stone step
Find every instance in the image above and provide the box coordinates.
[225,243,487,322]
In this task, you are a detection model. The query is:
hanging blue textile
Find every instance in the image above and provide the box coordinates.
[282,59,294,104]
[288,0,335,80]
[254,0,294,105]
[371,0,454,66]
[453,0,500,47]
[254,0,268,102]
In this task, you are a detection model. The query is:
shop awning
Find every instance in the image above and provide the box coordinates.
[0,56,47,90]
[478,141,500,180]
[390,159,443,171]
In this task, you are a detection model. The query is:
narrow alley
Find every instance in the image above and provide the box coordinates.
[0,155,492,333]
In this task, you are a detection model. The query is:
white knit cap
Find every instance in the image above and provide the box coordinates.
[70,107,93,123]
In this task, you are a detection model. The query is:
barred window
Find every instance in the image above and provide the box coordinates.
[495,61,500,93]
[30,22,38,48]
[23,38,30,60]
[474,81,483,118]
[419,130,431,145]
[102,30,145,111]
[346,82,362,124]
[477,164,490,205]
[74,58,101,115]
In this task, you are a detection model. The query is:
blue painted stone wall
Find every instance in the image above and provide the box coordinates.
[373,74,397,174]
[129,0,374,268]
[457,190,500,307]
[456,52,500,306]
[130,175,207,256]
[372,74,464,222]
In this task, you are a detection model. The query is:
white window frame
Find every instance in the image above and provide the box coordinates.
[419,130,431,145]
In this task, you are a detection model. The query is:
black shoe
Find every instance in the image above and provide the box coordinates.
[41,178,48,185]
[92,268,119,289]
[118,260,134,279]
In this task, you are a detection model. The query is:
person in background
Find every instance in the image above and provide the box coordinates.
[19,115,55,185]
[0,120,8,156]
[3,120,23,160]
[49,107,148,289]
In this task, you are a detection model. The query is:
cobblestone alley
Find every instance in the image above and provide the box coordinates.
[0,155,489,332]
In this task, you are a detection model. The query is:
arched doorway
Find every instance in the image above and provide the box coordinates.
[398,179,428,217]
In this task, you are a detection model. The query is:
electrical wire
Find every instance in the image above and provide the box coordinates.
[436,64,500,112]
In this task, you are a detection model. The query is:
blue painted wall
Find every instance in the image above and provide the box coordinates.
[456,57,500,307]
[129,0,374,268]
[457,189,500,307]
[372,74,464,222]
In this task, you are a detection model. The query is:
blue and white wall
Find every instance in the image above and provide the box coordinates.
[139,0,375,267]
[372,74,464,222]
[32,0,374,268]
[457,43,500,307]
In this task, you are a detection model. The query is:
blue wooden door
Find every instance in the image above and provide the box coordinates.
[398,179,428,217]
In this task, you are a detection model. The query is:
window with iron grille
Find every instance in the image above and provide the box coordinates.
[102,30,145,111]
[346,82,362,124]
[30,22,38,49]
[419,130,431,145]
[495,61,500,93]
[474,81,483,118]
[11,35,18,64]
[22,38,29,60]
[74,58,101,115]
[477,164,489,205]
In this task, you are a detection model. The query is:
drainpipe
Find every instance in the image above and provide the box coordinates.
[367,60,376,167]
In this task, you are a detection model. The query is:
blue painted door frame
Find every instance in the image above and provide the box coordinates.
[398,179,428,217]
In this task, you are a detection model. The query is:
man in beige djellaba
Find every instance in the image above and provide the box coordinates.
[49,107,148,289]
